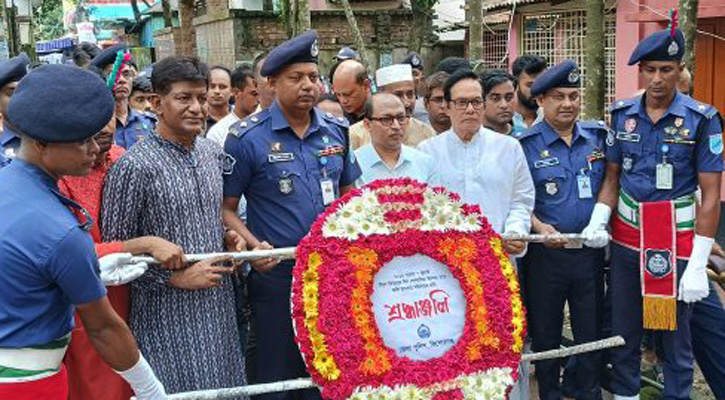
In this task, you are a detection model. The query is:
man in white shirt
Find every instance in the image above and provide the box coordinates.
[207,67,259,147]
[354,93,436,186]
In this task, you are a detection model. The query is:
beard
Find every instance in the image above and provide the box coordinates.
[517,89,539,111]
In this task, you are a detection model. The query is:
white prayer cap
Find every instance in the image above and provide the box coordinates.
[375,64,413,88]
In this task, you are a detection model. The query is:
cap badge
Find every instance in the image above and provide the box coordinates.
[668,41,679,56]
[568,70,580,84]
[311,39,319,57]
[412,55,421,67]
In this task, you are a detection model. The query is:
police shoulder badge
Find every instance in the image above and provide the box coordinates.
[545,181,558,195]
[222,153,236,175]
[709,134,723,155]
[606,130,615,147]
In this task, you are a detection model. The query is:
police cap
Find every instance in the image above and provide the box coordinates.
[261,30,319,77]
[91,43,128,69]
[530,59,581,97]
[628,28,685,65]
[6,65,114,143]
[0,53,29,89]
[401,52,424,70]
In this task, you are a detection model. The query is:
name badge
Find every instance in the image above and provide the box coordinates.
[577,174,593,199]
[268,153,295,163]
[656,162,673,190]
[321,178,335,205]
[616,132,641,143]
[534,157,560,169]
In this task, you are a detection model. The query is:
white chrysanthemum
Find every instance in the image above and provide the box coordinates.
[341,220,359,241]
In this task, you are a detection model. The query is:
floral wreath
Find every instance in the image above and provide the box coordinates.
[292,179,526,399]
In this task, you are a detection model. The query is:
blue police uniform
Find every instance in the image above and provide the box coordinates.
[0,128,20,159]
[517,59,607,400]
[0,152,7,168]
[115,108,156,149]
[606,27,725,400]
[0,64,114,389]
[223,30,361,400]
[0,53,30,161]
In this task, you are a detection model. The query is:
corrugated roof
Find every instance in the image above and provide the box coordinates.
[482,0,545,11]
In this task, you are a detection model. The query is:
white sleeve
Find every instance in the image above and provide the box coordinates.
[503,142,535,235]
[206,123,227,148]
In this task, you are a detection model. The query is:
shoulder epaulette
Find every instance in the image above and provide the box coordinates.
[608,98,636,113]
[579,120,609,134]
[684,99,719,119]
[228,109,270,139]
[321,111,349,128]
[515,125,542,141]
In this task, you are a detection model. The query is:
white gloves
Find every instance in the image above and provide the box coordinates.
[679,235,713,303]
[117,355,167,400]
[582,203,612,248]
[99,253,148,286]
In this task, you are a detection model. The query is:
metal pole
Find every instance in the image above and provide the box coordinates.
[157,336,625,400]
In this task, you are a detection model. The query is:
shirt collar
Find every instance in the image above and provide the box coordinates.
[449,126,485,146]
[629,91,687,119]
[151,130,199,154]
[539,120,583,146]
[363,144,410,169]
[9,158,58,189]
[270,101,321,138]
[0,128,19,146]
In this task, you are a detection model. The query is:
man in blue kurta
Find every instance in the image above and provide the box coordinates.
[222,30,361,400]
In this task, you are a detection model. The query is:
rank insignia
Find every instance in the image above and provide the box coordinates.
[279,177,294,194]
[623,157,633,171]
[664,126,678,136]
[674,117,684,128]
[625,118,637,133]
[322,135,330,144]
[545,181,558,195]
[679,128,691,138]
[540,149,550,158]
[271,142,282,152]
[250,116,259,123]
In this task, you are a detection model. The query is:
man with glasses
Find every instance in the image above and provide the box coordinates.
[422,71,450,134]
[354,93,436,185]
[91,44,156,149]
[349,64,435,149]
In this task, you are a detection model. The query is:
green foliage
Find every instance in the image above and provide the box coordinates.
[34,0,66,41]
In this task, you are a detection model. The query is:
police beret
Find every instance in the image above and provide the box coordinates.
[530,59,581,97]
[335,46,358,61]
[6,65,114,143]
[90,43,128,69]
[401,52,423,70]
[0,53,29,89]
[628,28,685,65]
[261,30,319,77]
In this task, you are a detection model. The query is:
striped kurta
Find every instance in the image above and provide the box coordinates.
[101,132,246,397]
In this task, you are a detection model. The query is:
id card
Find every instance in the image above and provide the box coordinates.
[577,174,593,199]
[656,162,673,190]
[321,178,336,205]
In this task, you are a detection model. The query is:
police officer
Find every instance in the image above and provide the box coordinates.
[518,60,608,400]
[0,52,29,159]
[0,65,166,399]
[222,30,361,400]
[582,27,723,400]
[91,44,156,149]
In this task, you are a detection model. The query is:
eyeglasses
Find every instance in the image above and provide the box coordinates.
[369,115,410,126]
[450,98,484,110]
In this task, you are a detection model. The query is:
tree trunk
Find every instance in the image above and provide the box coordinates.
[161,0,173,28]
[130,0,141,22]
[678,0,699,77]
[467,0,483,62]
[178,0,196,55]
[584,0,605,120]
[294,0,310,36]
[263,0,273,12]
[339,0,368,67]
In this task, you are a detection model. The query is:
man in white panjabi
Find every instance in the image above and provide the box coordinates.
[417,69,535,400]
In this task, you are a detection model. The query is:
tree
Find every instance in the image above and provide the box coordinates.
[678,0,698,76]
[339,0,368,67]
[34,0,65,41]
[467,0,483,62]
[161,0,173,28]
[409,0,437,53]
[584,0,605,120]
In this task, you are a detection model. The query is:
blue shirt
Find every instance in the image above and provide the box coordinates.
[519,120,608,233]
[0,152,8,168]
[223,103,361,249]
[354,144,437,185]
[0,160,106,347]
[607,92,724,202]
[0,129,20,159]
[115,109,156,149]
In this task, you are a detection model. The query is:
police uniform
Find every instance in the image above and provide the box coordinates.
[518,60,607,400]
[91,44,156,149]
[223,30,361,400]
[606,28,724,399]
[0,65,114,399]
[0,53,30,159]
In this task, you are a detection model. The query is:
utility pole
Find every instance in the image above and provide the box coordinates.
[583,0,605,120]
[678,0,699,76]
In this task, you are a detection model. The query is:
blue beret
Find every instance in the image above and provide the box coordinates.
[261,30,319,77]
[90,43,128,69]
[336,46,358,61]
[0,53,29,89]
[530,59,581,97]
[402,52,423,70]
[628,28,685,65]
[6,65,114,143]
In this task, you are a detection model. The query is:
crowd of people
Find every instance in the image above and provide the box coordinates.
[0,23,724,400]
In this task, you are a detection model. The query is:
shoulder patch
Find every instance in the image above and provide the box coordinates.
[608,98,635,113]
[684,100,719,119]
[321,110,349,128]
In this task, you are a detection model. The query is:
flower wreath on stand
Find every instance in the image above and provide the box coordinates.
[292,178,526,399]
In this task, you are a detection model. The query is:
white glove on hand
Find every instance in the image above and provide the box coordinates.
[582,203,612,248]
[679,235,713,303]
[99,253,148,286]
[117,355,167,400]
